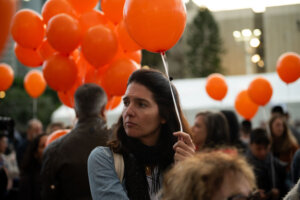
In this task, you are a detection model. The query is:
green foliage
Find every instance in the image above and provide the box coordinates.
[186,7,223,77]
[0,77,60,133]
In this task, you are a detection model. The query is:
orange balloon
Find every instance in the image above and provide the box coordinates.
[101,0,125,25]
[102,58,140,96]
[41,0,77,25]
[276,52,300,84]
[14,43,43,67]
[66,0,98,14]
[106,96,122,110]
[205,73,228,101]
[37,39,57,61]
[43,53,78,91]
[116,20,141,52]
[248,77,273,106]
[0,63,14,91]
[235,90,259,120]
[0,0,16,57]
[124,0,186,53]
[125,50,142,63]
[81,25,118,68]
[11,9,44,49]
[24,70,46,98]
[46,13,81,54]
[46,129,70,146]
[79,10,108,35]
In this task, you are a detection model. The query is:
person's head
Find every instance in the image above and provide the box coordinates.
[114,69,190,146]
[250,128,271,160]
[74,83,107,120]
[240,120,252,136]
[271,105,285,116]
[21,133,48,173]
[192,112,210,148]
[221,110,240,145]
[269,114,298,153]
[161,151,256,200]
[27,118,43,141]
[203,112,230,148]
[269,114,287,138]
[0,133,8,154]
[45,122,64,135]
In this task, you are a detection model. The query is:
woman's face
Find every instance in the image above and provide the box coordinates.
[35,135,48,161]
[122,82,164,146]
[192,115,207,147]
[271,118,285,137]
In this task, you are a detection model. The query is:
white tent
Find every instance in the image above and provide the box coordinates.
[51,105,76,127]
[106,72,300,128]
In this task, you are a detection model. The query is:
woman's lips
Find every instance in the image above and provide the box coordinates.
[125,122,137,127]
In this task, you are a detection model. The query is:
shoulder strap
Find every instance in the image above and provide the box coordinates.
[112,152,124,183]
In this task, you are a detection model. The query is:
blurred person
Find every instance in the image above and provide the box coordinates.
[88,69,194,200]
[41,83,111,200]
[271,105,300,145]
[269,115,299,168]
[246,128,287,199]
[17,119,43,167]
[0,133,9,197]
[221,110,248,152]
[18,133,48,200]
[291,149,300,184]
[240,119,252,145]
[161,151,257,200]
[191,111,210,150]
[45,122,64,135]
[201,111,230,149]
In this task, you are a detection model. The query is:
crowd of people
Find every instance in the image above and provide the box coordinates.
[1,68,300,200]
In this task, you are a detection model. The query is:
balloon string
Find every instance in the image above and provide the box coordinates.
[286,84,290,112]
[160,52,183,133]
[262,107,270,135]
[33,98,37,118]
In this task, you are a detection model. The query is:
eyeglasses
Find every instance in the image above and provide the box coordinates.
[227,191,261,200]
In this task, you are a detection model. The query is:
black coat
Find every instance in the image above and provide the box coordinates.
[41,117,111,200]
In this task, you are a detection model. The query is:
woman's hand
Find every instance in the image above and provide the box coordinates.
[173,131,195,163]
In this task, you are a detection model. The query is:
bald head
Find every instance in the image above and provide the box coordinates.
[74,84,107,119]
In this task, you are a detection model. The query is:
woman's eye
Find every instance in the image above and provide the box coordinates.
[123,100,129,106]
[138,102,147,108]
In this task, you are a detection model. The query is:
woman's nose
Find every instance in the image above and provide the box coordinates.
[123,103,135,117]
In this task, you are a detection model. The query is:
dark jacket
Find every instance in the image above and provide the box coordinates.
[246,150,287,198]
[41,117,111,200]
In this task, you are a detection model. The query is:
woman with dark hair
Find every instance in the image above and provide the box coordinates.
[88,69,195,200]
[18,133,48,200]
[221,110,248,152]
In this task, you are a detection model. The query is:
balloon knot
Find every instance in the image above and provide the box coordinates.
[169,76,173,81]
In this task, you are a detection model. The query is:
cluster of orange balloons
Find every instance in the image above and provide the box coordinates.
[235,77,273,120]
[12,0,185,109]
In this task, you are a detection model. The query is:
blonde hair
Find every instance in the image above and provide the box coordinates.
[161,151,256,200]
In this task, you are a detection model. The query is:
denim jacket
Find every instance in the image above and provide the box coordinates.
[88,147,129,200]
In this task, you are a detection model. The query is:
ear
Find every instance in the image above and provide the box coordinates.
[100,106,107,121]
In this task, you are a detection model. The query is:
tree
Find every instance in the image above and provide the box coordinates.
[0,77,60,133]
[186,7,223,77]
